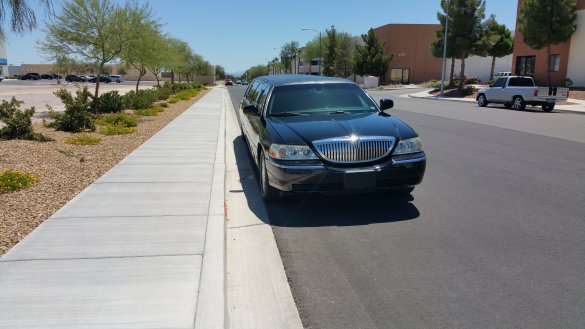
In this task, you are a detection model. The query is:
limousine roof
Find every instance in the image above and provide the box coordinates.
[253,74,355,87]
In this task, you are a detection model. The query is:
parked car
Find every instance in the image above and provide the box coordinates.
[238,75,426,202]
[476,76,569,112]
[40,74,54,80]
[89,76,111,83]
[225,79,233,86]
[236,80,242,84]
[109,75,123,83]
[51,74,63,80]
[18,73,41,80]
[241,80,249,85]
[65,74,85,82]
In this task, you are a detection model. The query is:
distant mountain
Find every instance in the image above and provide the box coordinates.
[228,71,245,78]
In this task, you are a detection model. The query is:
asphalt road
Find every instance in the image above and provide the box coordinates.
[226,85,585,329]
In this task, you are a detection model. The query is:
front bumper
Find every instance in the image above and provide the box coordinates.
[265,152,426,194]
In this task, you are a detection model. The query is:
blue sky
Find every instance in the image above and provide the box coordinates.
[3,0,518,74]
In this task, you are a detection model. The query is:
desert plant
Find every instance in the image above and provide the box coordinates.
[0,168,39,193]
[462,86,477,96]
[93,91,124,113]
[0,97,53,141]
[96,112,138,127]
[421,80,442,89]
[160,102,168,108]
[65,133,102,145]
[136,107,164,116]
[48,87,95,132]
[123,89,159,109]
[100,124,137,135]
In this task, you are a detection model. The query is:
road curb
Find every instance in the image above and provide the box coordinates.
[194,87,228,328]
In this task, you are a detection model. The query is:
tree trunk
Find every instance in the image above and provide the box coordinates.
[135,74,142,92]
[94,68,102,99]
[458,55,466,93]
[490,56,496,81]
[547,45,551,86]
[449,58,455,87]
[171,71,175,84]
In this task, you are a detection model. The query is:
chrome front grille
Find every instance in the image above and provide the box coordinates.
[312,136,395,163]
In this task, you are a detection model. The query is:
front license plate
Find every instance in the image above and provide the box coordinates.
[344,172,376,189]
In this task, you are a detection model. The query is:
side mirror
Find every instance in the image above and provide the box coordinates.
[243,104,260,116]
[380,99,394,110]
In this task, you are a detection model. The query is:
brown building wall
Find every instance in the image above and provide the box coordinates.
[512,0,585,85]
[374,24,443,84]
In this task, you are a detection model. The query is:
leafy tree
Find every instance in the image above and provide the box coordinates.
[430,0,458,86]
[144,34,172,86]
[354,28,393,81]
[449,0,486,91]
[301,37,320,75]
[41,0,150,98]
[120,4,160,91]
[215,65,226,80]
[279,41,299,73]
[246,64,268,80]
[480,15,514,80]
[322,26,337,76]
[335,32,355,78]
[518,0,577,85]
[0,0,52,39]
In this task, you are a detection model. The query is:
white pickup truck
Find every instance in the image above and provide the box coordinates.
[476,76,568,112]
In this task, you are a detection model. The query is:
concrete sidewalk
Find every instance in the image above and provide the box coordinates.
[408,89,585,114]
[0,87,227,328]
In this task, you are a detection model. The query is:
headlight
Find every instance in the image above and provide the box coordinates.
[268,144,318,160]
[393,137,423,155]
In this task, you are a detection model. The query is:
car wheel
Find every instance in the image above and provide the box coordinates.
[477,94,488,107]
[513,97,526,111]
[542,104,555,112]
[258,149,282,202]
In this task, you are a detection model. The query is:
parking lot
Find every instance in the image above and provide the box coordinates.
[0,79,157,120]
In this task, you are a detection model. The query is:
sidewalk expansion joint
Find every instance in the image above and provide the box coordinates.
[0,253,203,263]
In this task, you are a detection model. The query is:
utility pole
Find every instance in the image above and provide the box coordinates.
[440,0,450,97]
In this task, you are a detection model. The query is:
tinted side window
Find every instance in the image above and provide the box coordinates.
[256,83,271,109]
[246,81,261,102]
[493,78,506,87]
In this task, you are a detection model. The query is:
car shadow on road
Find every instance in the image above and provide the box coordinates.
[485,105,561,114]
[232,136,420,228]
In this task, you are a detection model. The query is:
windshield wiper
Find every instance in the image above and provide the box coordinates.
[270,112,308,117]
[325,110,352,115]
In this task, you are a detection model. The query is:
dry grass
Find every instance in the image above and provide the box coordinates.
[0,88,210,255]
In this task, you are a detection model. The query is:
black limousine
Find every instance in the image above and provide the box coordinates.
[238,75,426,202]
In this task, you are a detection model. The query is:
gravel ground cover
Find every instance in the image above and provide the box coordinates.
[0,88,210,255]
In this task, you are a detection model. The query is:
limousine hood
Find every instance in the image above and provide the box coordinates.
[267,111,418,145]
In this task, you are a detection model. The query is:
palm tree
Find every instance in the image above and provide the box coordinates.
[0,0,53,39]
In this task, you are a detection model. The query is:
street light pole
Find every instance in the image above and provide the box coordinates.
[439,0,450,97]
[302,28,322,76]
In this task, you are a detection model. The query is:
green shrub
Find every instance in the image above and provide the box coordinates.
[462,86,477,96]
[48,87,95,132]
[0,168,38,193]
[563,78,574,87]
[154,86,173,100]
[0,97,53,141]
[160,102,169,108]
[168,97,179,104]
[421,80,442,88]
[465,78,479,85]
[136,108,159,116]
[96,112,137,127]
[65,133,101,145]
[485,79,496,85]
[123,89,159,109]
[93,91,124,114]
[100,124,137,135]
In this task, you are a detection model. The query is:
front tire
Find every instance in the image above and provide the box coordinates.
[513,97,526,111]
[258,150,282,202]
[477,94,488,107]
[542,103,555,112]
